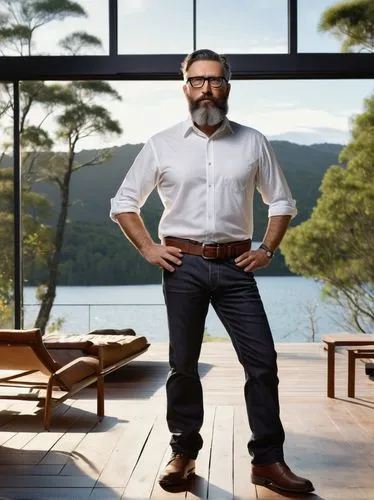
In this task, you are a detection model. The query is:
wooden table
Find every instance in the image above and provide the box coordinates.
[321,333,374,398]
[347,346,374,398]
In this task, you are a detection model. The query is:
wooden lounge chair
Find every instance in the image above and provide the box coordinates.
[0,328,150,430]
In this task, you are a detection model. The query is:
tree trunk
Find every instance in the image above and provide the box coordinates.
[34,158,74,334]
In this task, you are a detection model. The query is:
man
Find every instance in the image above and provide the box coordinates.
[110,49,314,494]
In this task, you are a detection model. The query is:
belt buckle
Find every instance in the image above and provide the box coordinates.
[202,241,218,260]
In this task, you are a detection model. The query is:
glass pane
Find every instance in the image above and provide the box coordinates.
[0,0,108,56]
[21,77,374,342]
[118,0,193,54]
[197,0,288,53]
[22,79,184,335]
[0,82,14,327]
[298,0,346,53]
[229,79,374,145]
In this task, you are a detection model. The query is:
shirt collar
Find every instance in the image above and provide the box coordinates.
[183,117,233,139]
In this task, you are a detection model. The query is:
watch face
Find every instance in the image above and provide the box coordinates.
[259,244,273,258]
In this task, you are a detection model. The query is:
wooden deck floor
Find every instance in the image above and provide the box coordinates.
[0,341,373,499]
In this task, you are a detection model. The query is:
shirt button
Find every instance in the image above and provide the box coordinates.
[208,162,212,166]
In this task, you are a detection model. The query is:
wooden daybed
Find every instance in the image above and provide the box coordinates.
[0,328,150,429]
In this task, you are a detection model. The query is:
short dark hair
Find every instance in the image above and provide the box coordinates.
[181,49,231,81]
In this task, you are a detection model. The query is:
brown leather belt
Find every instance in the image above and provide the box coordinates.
[164,237,251,260]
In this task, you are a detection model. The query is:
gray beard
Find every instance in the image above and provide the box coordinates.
[191,104,227,126]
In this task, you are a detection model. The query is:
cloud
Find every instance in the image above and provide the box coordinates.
[231,107,350,139]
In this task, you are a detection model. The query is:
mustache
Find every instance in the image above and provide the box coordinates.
[196,95,216,103]
[191,95,227,110]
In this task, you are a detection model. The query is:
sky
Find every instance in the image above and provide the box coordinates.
[0,0,373,149]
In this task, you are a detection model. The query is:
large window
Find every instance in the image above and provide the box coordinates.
[21,77,374,342]
[1,0,373,336]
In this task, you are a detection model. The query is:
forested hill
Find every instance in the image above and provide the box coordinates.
[31,140,343,227]
[26,140,343,284]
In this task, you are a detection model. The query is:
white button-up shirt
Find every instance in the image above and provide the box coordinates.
[110,118,297,243]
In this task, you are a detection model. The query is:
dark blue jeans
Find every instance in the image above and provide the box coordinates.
[162,254,285,465]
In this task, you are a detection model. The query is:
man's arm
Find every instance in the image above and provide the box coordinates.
[115,212,183,272]
[262,214,292,252]
[235,215,291,272]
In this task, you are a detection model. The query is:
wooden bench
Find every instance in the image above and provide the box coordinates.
[321,333,374,398]
[347,346,374,398]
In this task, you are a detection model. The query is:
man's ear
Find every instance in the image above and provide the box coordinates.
[226,82,231,97]
[183,83,188,97]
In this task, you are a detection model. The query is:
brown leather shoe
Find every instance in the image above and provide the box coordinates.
[158,452,196,487]
[251,462,314,493]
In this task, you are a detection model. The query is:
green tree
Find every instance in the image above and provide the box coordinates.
[282,94,374,332]
[319,0,374,52]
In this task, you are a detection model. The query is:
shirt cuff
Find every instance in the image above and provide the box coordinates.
[110,198,140,221]
[268,201,297,219]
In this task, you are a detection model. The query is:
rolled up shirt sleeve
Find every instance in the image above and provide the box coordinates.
[110,139,159,221]
[256,135,297,219]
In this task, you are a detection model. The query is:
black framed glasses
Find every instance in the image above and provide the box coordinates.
[186,76,228,88]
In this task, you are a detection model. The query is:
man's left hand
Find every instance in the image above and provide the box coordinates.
[235,250,271,272]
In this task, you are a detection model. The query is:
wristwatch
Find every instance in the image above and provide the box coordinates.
[259,243,274,259]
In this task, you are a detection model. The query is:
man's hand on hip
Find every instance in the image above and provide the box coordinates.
[235,250,271,272]
[141,244,183,272]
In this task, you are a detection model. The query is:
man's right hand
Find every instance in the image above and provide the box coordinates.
[141,244,183,272]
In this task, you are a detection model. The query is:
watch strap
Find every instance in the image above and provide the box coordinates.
[259,243,274,258]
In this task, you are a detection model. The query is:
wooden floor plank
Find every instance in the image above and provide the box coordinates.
[96,413,156,489]
[233,406,257,500]
[89,487,123,499]
[0,487,92,499]
[59,417,124,479]
[0,450,46,465]
[185,405,215,500]
[0,463,63,475]
[207,405,234,500]
[123,413,169,499]
[39,409,100,465]
[0,474,95,488]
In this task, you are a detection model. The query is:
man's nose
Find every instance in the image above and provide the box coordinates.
[201,78,213,91]
[201,82,213,94]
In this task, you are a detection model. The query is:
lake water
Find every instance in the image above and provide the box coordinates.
[24,277,346,342]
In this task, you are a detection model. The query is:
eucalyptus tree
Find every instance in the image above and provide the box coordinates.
[34,81,122,332]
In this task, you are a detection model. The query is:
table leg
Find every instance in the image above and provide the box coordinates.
[327,343,335,398]
[348,350,356,398]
